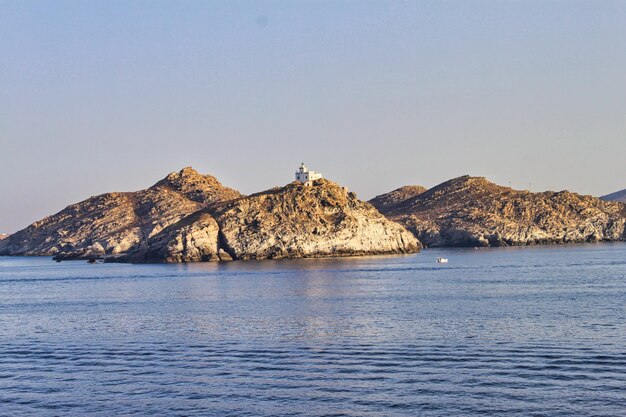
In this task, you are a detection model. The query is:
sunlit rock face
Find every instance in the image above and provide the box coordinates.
[119,211,231,263]
[0,167,241,259]
[0,171,419,263]
[210,179,421,260]
[372,175,626,247]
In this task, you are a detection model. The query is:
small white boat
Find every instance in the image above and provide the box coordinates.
[436,257,448,263]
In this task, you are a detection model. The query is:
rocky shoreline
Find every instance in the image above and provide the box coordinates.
[1,169,625,262]
[370,176,626,248]
[0,168,419,262]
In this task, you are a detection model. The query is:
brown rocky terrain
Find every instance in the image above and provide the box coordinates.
[120,210,232,263]
[1,170,420,262]
[212,179,420,260]
[368,185,427,213]
[0,167,241,259]
[371,175,626,247]
[121,179,420,262]
[9,168,620,260]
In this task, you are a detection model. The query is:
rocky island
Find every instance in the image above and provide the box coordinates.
[371,175,626,247]
[2,167,625,262]
[0,167,420,262]
[0,168,241,260]
[212,179,420,260]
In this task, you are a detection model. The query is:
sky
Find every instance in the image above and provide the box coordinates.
[1,0,626,233]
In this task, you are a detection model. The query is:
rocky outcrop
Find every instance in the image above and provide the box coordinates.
[118,211,233,263]
[123,179,421,261]
[372,176,626,247]
[0,167,241,259]
[0,234,8,241]
[1,169,420,262]
[369,185,427,213]
[211,179,420,260]
[601,189,626,203]
[151,167,241,206]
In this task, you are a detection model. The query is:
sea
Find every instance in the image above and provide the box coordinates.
[0,243,625,416]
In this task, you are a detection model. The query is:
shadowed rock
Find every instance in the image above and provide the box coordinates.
[601,188,626,203]
[369,185,427,213]
[116,211,234,263]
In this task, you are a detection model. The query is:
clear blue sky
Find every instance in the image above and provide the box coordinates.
[2,1,626,233]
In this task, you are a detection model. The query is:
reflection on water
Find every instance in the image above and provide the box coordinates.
[1,243,625,416]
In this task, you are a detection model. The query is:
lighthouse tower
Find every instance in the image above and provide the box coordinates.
[295,162,322,186]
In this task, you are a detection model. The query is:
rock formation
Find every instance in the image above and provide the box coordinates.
[1,170,420,262]
[8,167,621,260]
[212,179,420,260]
[0,167,241,259]
[371,175,626,247]
[0,234,8,241]
[119,210,233,263]
[369,185,427,213]
[601,189,626,203]
[121,179,420,262]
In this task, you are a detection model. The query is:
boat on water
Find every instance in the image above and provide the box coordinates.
[436,257,448,263]
[87,257,105,264]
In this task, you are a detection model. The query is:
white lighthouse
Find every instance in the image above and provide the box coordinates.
[295,162,322,186]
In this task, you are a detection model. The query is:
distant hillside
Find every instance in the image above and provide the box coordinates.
[601,189,626,203]
[369,185,427,213]
[372,175,626,247]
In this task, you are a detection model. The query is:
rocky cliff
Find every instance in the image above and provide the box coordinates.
[120,210,233,263]
[601,189,626,203]
[1,170,420,262]
[0,167,241,258]
[371,176,626,247]
[121,179,420,262]
[212,179,420,260]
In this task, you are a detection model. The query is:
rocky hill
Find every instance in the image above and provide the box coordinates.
[119,210,232,263]
[121,179,420,262]
[0,167,241,258]
[601,189,626,203]
[213,179,420,260]
[371,176,626,247]
[1,171,420,262]
[369,185,427,213]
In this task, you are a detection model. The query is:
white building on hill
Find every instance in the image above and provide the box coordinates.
[295,162,322,186]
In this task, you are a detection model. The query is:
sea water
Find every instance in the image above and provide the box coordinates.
[0,244,625,416]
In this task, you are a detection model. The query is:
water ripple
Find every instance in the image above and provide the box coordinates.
[1,246,626,416]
